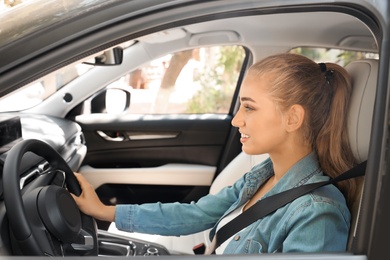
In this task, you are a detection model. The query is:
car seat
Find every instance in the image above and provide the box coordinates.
[107,58,378,254]
[345,58,377,250]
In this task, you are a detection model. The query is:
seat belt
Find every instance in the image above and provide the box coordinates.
[215,160,367,249]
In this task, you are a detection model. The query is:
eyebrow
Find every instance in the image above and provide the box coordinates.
[240,97,256,102]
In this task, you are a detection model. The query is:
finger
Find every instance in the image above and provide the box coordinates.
[73,173,90,190]
[70,193,77,201]
[73,172,84,181]
[69,173,89,197]
[70,193,81,206]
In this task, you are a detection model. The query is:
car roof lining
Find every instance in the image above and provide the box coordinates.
[144,11,377,52]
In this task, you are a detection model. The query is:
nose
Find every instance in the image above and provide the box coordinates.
[231,108,243,127]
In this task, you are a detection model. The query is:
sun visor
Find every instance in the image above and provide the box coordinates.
[338,35,377,52]
[189,31,240,46]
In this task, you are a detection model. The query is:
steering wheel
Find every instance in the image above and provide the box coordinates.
[2,139,98,256]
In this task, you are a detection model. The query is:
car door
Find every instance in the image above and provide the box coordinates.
[73,44,249,229]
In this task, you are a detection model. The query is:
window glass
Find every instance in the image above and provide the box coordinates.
[104,46,246,114]
[0,61,93,112]
[290,47,378,65]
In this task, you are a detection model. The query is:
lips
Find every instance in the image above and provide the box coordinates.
[239,132,249,144]
[241,133,249,138]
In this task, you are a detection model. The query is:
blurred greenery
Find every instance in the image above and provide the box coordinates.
[291,47,377,66]
[186,46,245,113]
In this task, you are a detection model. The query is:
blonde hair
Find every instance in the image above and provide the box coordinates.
[249,53,358,205]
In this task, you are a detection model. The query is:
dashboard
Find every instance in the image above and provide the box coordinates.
[0,114,87,175]
[0,116,22,154]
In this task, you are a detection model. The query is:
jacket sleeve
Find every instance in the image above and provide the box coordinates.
[114,174,247,236]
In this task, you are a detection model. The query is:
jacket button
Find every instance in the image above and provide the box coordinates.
[234,235,240,241]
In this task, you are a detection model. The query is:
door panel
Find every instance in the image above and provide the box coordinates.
[79,163,216,188]
[77,114,233,168]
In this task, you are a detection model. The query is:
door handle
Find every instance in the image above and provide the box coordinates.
[96,131,126,142]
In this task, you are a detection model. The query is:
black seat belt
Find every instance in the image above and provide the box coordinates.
[215,160,367,249]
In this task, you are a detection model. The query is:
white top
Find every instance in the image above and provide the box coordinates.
[215,202,247,254]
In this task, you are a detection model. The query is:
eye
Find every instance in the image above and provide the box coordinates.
[243,105,254,111]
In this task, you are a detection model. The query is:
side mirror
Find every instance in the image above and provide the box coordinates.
[90,88,130,114]
[83,47,123,66]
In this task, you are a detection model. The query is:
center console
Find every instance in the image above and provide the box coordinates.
[98,230,170,256]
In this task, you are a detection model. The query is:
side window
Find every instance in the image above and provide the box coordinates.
[104,46,246,115]
[290,47,378,65]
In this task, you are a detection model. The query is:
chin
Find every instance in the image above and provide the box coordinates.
[242,147,265,156]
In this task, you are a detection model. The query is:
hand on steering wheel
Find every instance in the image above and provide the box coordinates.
[71,173,116,222]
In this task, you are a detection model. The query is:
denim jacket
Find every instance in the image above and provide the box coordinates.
[115,152,351,254]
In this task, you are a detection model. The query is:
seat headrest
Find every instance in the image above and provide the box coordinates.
[346,59,378,163]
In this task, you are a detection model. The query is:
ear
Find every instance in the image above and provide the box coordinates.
[285,104,305,132]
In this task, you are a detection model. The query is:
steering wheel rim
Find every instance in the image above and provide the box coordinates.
[2,139,97,256]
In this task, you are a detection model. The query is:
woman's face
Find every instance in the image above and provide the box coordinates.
[231,72,289,156]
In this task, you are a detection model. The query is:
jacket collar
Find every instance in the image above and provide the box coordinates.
[246,152,323,199]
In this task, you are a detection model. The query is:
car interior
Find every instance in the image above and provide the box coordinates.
[0,1,384,258]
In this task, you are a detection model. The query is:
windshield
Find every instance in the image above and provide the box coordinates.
[0,61,93,112]
[0,40,135,112]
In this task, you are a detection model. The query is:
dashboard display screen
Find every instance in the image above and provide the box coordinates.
[0,116,22,153]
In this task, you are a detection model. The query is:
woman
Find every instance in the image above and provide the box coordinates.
[72,53,358,254]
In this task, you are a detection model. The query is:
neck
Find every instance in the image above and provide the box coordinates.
[270,145,312,181]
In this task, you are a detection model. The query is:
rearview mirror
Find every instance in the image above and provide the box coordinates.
[83,47,123,66]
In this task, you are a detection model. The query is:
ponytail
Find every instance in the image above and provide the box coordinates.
[315,62,358,205]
